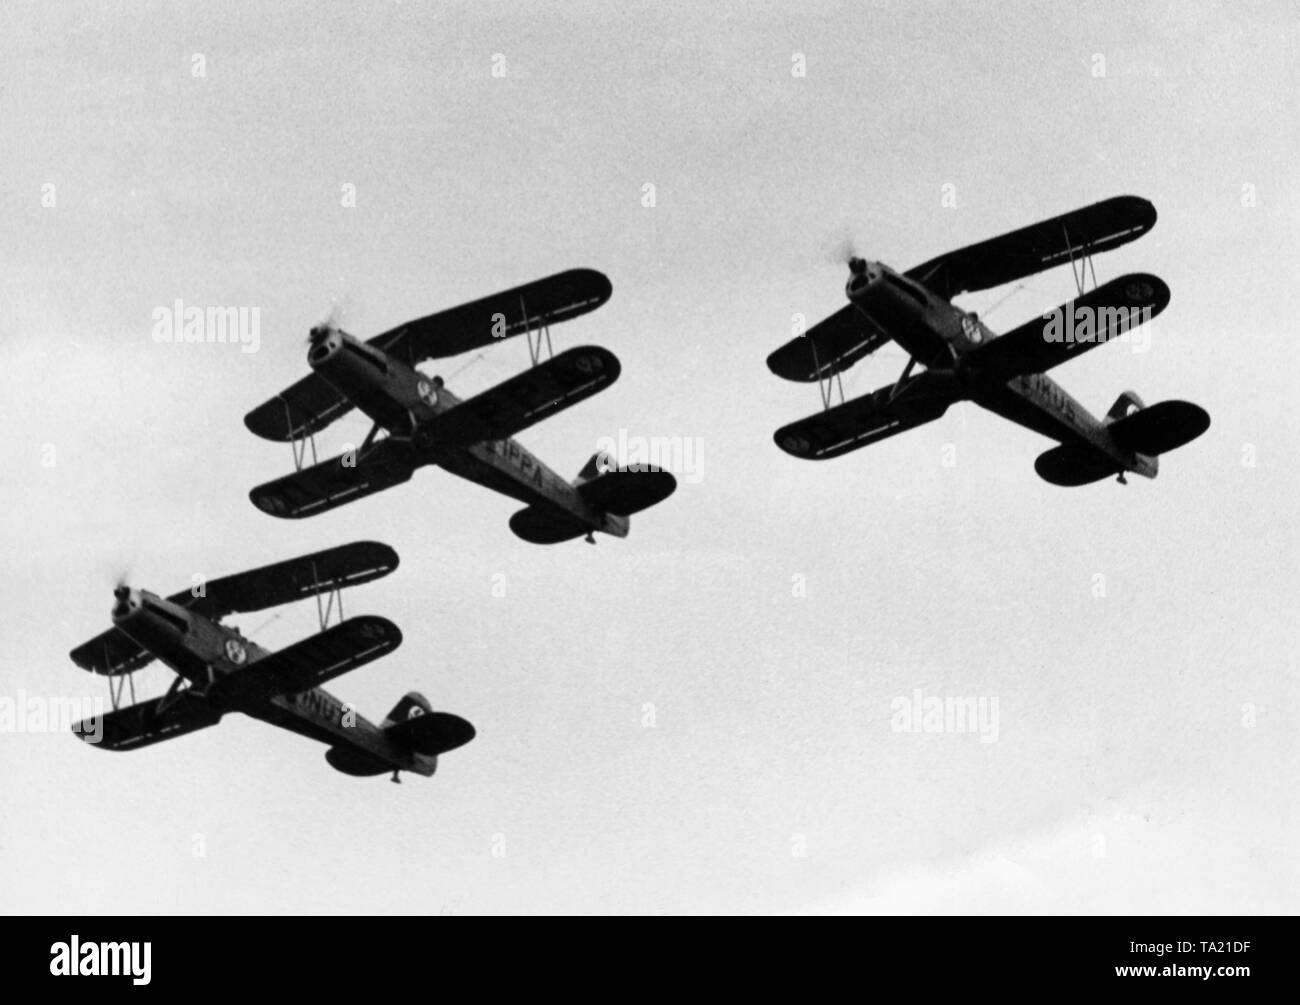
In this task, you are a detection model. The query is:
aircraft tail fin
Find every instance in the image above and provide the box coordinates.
[1105,390,1146,423]
[1034,399,1210,487]
[381,691,433,728]
[324,693,473,778]
[572,452,608,487]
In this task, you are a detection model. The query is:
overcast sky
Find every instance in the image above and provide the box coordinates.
[1,0,1295,914]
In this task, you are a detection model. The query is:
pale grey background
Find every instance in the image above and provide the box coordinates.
[1,0,1295,913]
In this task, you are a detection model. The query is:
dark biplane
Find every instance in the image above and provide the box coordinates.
[67,542,473,781]
[768,196,1210,485]
[244,270,676,543]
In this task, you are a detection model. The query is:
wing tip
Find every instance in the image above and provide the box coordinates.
[1112,193,1157,230]
[243,404,297,443]
[571,267,613,304]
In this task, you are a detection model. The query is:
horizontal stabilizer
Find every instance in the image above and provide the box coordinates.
[774,370,960,460]
[170,541,399,620]
[907,195,1157,299]
[75,690,222,751]
[577,467,677,515]
[964,273,1169,381]
[508,506,590,544]
[385,710,476,756]
[1034,444,1120,486]
[69,626,156,676]
[1107,400,1210,456]
[250,439,418,519]
[427,346,620,446]
[219,616,402,701]
[324,746,391,777]
[767,305,891,382]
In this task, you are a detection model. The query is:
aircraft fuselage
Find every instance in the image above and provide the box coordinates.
[107,588,431,774]
[306,326,627,536]
[846,261,1154,477]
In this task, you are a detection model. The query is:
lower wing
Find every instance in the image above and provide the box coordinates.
[76,690,222,751]
[219,616,402,703]
[249,439,418,519]
[427,345,620,447]
[774,371,960,460]
[964,274,1169,381]
[69,627,156,676]
[766,305,891,383]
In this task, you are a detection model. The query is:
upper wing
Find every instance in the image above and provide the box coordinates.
[169,540,400,620]
[69,627,157,676]
[220,616,402,702]
[906,195,1157,300]
[249,439,419,520]
[76,690,222,751]
[243,269,612,442]
[244,371,356,442]
[962,273,1169,381]
[767,305,892,382]
[371,268,612,364]
[774,371,960,460]
[425,345,620,447]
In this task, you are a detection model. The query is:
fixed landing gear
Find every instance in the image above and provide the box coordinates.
[390,771,402,784]
[1116,472,1128,485]
[585,532,596,545]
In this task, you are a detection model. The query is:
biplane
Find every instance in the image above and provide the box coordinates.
[67,541,474,781]
[244,270,676,543]
[768,196,1210,485]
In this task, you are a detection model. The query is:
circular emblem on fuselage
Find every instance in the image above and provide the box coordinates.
[225,638,247,665]
[417,379,439,407]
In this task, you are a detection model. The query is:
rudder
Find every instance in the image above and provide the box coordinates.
[382,691,433,728]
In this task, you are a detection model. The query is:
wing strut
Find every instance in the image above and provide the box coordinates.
[283,398,320,471]
[155,673,192,714]
[521,294,555,366]
[888,356,920,403]
[359,421,381,455]
[1062,223,1100,296]
[808,337,847,411]
[310,560,344,631]
[107,662,138,711]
